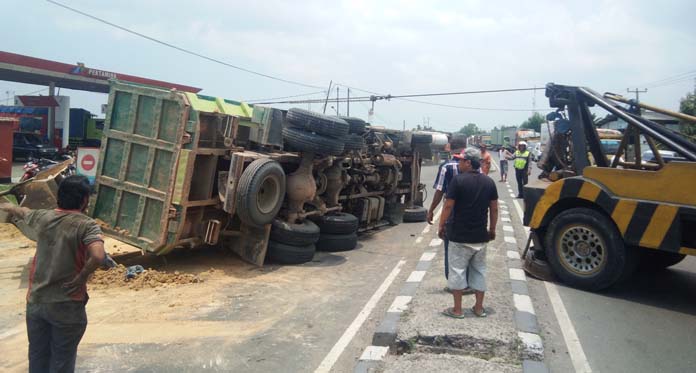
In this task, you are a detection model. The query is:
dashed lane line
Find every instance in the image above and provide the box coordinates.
[315,259,406,373]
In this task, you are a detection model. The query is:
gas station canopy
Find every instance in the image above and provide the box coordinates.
[0,51,202,94]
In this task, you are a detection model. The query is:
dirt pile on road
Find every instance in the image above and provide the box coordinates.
[90,264,204,290]
[0,223,29,241]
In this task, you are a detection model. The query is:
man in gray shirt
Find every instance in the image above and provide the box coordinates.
[1,175,106,372]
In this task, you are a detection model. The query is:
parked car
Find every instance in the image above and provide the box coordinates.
[12,132,58,161]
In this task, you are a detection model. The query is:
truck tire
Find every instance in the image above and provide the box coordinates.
[344,134,366,152]
[266,241,316,264]
[412,133,433,145]
[287,108,349,138]
[403,206,428,222]
[316,232,358,252]
[312,213,359,234]
[236,158,286,226]
[637,250,686,271]
[545,207,636,291]
[282,127,345,155]
[340,116,367,134]
[270,219,320,246]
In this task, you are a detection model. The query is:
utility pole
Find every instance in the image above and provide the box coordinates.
[403,120,406,131]
[336,86,340,116]
[347,88,350,116]
[322,80,333,114]
[627,88,647,101]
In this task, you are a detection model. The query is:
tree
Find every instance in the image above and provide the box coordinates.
[680,92,696,138]
[457,123,480,137]
[520,112,545,132]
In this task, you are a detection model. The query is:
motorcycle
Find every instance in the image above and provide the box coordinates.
[20,154,76,182]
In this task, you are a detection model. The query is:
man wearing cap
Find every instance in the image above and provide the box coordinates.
[511,142,532,198]
[438,148,498,318]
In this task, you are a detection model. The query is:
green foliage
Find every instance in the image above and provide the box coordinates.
[457,123,481,137]
[679,92,696,138]
[520,112,545,132]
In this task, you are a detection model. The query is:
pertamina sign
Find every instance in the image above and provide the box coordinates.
[70,63,118,81]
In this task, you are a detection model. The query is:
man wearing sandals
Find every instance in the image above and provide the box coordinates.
[438,148,498,318]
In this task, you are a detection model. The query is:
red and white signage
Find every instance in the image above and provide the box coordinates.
[77,147,100,183]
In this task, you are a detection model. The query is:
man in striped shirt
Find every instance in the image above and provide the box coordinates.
[427,156,460,282]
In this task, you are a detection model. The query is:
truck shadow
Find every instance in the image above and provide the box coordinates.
[600,265,696,316]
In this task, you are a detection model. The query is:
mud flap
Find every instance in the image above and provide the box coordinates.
[225,222,271,266]
[522,230,555,281]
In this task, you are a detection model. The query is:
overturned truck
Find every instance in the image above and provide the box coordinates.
[90,82,429,265]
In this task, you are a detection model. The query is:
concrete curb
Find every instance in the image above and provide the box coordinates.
[500,189,550,373]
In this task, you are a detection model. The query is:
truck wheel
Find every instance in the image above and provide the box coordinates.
[282,127,345,155]
[236,158,286,226]
[344,134,366,152]
[403,206,428,222]
[287,108,349,138]
[312,213,359,234]
[266,241,316,264]
[412,133,433,145]
[545,207,636,291]
[637,250,686,271]
[340,116,367,134]
[316,232,358,252]
[270,219,320,246]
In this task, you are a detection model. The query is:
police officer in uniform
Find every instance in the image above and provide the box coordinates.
[511,141,531,198]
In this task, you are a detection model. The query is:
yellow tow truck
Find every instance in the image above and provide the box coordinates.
[523,84,696,291]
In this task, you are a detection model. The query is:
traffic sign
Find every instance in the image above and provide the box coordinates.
[81,154,96,171]
[77,147,100,184]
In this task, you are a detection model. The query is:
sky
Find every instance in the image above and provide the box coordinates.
[1,0,695,132]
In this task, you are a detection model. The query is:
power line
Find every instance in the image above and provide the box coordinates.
[257,84,543,111]
[646,75,696,89]
[1,88,48,103]
[636,69,696,88]
[45,0,324,89]
[245,90,327,102]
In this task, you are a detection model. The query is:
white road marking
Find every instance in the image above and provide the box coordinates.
[415,237,423,244]
[501,217,511,222]
[501,210,510,215]
[509,193,516,198]
[509,268,526,281]
[500,205,509,210]
[388,295,412,313]
[518,331,544,355]
[315,260,406,373]
[504,236,517,244]
[420,252,436,261]
[507,251,520,259]
[429,238,443,247]
[503,225,514,232]
[359,346,390,361]
[499,200,507,205]
[406,271,426,283]
[513,294,536,315]
[422,225,431,234]
[545,281,593,373]
[512,199,525,224]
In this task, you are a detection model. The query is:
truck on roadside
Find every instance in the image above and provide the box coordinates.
[89,81,429,266]
[490,125,517,151]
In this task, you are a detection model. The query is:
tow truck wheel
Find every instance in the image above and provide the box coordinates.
[545,208,635,291]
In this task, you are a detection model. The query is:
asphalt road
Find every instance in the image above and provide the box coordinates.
[0,164,446,373]
[497,153,696,373]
